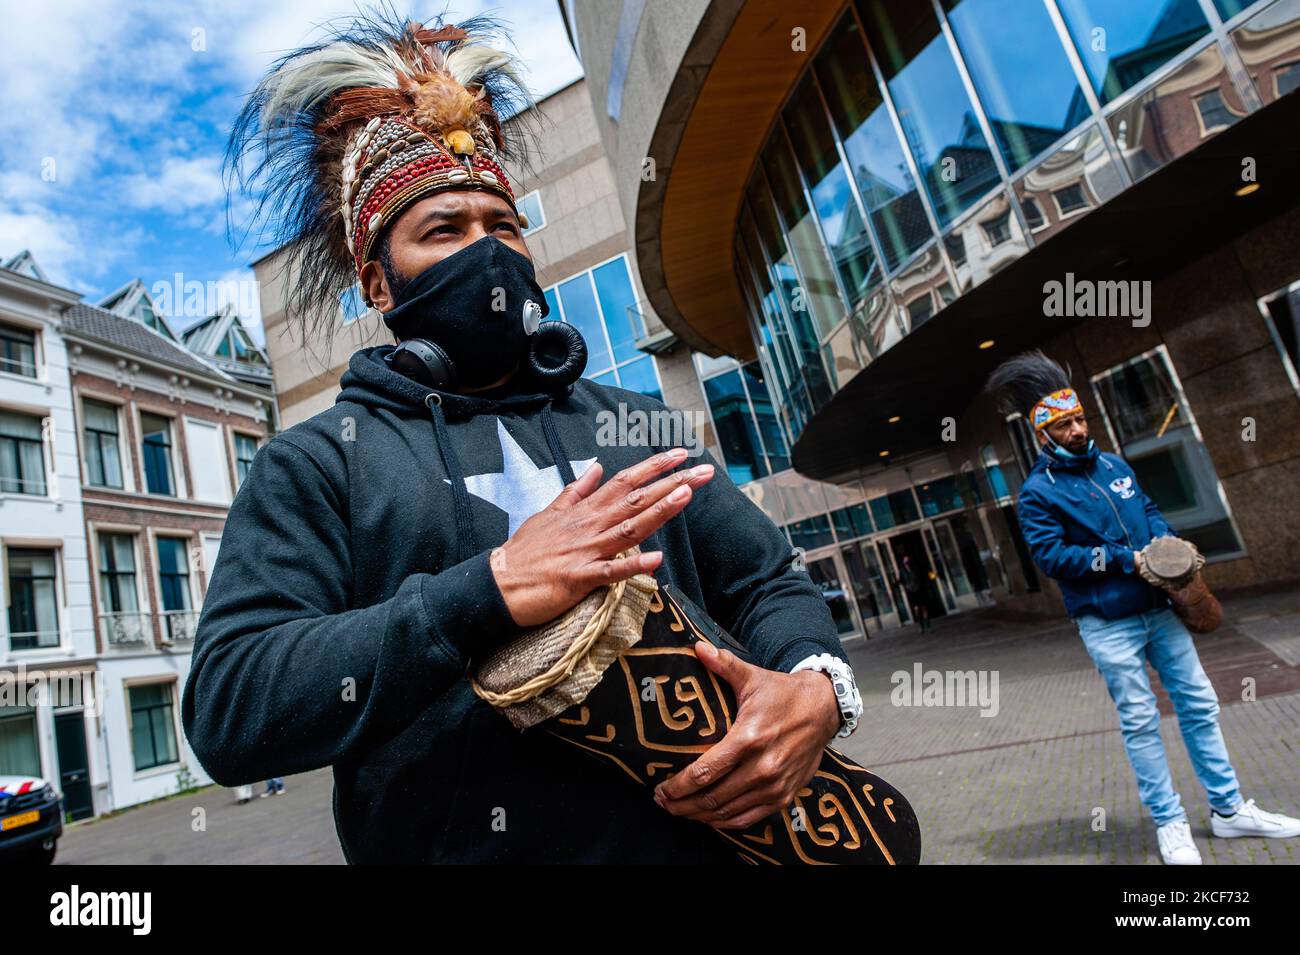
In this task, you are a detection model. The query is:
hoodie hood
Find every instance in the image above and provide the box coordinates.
[336,344,581,565]
[337,345,564,419]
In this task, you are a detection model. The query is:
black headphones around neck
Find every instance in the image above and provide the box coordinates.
[387,320,588,393]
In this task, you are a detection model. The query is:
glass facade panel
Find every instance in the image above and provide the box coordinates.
[1091,349,1243,557]
[1106,42,1247,182]
[1231,0,1300,107]
[760,130,847,338]
[869,487,920,529]
[917,475,970,516]
[555,274,614,375]
[747,186,834,410]
[788,515,835,552]
[782,75,881,308]
[592,257,644,365]
[857,0,1000,228]
[704,370,768,484]
[741,361,790,470]
[831,503,874,540]
[807,556,857,635]
[943,0,1091,171]
[617,355,661,400]
[1056,0,1212,104]
[817,12,933,272]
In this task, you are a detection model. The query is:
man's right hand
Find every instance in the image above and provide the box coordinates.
[489,447,715,627]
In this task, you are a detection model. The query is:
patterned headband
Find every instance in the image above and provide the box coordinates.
[1031,388,1084,431]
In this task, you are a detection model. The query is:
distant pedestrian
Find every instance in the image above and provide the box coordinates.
[898,556,930,633]
[259,777,285,798]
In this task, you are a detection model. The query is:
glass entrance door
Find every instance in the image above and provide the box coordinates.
[842,539,902,634]
[805,552,860,640]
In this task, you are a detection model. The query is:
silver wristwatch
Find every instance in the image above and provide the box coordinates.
[791,653,862,739]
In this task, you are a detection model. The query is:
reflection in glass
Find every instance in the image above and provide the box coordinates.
[1106,43,1246,182]
[1091,349,1244,557]
[942,0,1091,171]
[617,354,661,401]
[747,183,835,410]
[890,244,952,333]
[761,130,847,338]
[1214,0,1263,21]
[782,75,882,305]
[736,226,814,437]
[1012,123,1126,242]
[704,369,768,484]
[815,12,933,271]
[557,273,614,375]
[945,190,1030,294]
[869,487,920,529]
[845,540,895,627]
[592,258,644,365]
[1056,0,1212,104]
[742,361,791,470]
[807,556,857,635]
[856,0,1000,227]
[1230,0,1300,107]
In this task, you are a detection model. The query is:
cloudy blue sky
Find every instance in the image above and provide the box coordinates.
[0,0,583,343]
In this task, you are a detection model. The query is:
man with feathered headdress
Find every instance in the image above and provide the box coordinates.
[182,9,863,864]
[986,350,1299,864]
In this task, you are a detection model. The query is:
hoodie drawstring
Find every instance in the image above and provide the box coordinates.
[539,401,576,484]
[426,394,479,564]
[425,394,576,564]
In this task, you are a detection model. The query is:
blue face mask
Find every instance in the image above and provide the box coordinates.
[1044,435,1096,459]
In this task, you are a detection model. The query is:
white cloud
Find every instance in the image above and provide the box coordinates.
[121,156,226,211]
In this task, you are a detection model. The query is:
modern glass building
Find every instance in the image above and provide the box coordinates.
[564,0,1300,632]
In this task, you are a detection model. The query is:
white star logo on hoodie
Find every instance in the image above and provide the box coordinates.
[446,418,597,537]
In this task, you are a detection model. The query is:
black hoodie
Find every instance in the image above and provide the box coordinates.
[182,344,847,863]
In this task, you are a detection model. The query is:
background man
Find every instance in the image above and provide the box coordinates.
[987,350,1299,864]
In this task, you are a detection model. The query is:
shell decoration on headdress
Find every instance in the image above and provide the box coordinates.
[226,8,538,338]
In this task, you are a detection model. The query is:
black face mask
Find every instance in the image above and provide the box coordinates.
[381,236,549,389]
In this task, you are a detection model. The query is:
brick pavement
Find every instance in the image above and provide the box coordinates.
[56,592,1300,864]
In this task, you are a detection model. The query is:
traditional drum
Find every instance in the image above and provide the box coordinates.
[473,566,922,865]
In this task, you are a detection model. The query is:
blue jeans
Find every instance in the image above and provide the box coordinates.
[264,778,284,793]
[1076,608,1241,826]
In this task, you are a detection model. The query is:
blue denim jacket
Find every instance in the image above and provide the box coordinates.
[1017,441,1173,620]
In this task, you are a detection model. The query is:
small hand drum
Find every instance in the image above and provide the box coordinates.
[1137,536,1222,633]
[473,570,922,865]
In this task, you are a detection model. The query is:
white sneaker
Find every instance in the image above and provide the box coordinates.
[1210,798,1300,839]
[1156,819,1202,865]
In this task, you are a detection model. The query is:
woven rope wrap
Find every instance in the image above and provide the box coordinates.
[471,564,659,730]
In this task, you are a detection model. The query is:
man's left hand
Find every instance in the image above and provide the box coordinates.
[653,641,842,829]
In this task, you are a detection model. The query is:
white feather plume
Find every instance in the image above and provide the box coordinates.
[259,41,414,127]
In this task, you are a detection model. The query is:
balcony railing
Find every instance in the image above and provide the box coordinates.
[159,609,200,645]
[7,630,61,652]
[99,611,153,648]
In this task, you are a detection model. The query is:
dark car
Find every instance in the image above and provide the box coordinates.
[0,775,64,864]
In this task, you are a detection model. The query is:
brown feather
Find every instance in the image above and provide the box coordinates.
[318,88,413,133]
